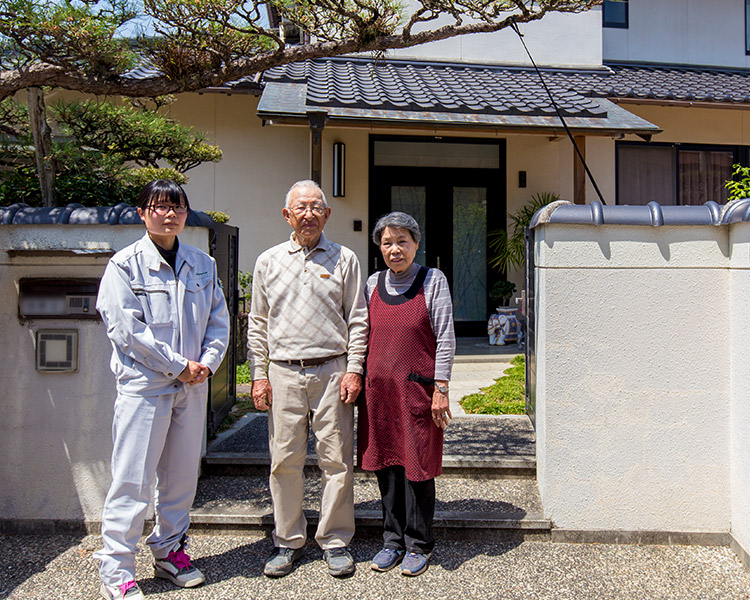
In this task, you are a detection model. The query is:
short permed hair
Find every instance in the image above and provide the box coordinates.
[284,180,328,209]
[371,211,421,245]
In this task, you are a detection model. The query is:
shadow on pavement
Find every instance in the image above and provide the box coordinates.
[0,533,85,599]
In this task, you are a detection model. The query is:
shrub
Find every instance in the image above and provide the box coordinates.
[460,354,526,415]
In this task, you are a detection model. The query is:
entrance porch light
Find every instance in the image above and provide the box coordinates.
[333,142,345,197]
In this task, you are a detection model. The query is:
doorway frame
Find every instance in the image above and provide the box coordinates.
[368,134,507,336]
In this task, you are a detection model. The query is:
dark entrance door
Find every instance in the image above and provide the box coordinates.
[369,137,506,336]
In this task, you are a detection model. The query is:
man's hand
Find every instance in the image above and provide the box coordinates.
[178,360,210,385]
[340,372,362,404]
[432,381,452,429]
[252,378,273,411]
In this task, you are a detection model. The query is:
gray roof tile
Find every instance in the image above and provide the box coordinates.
[264,58,608,118]
[262,58,750,118]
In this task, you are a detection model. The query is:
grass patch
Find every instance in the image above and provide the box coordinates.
[459,354,526,415]
[236,361,252,385]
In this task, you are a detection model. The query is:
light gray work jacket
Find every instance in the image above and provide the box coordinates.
[97,233,230,397]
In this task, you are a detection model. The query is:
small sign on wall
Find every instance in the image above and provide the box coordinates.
[36,329,78,373]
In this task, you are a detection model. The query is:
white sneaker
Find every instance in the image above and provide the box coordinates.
[153,546,205,588]
[99,580,145,600]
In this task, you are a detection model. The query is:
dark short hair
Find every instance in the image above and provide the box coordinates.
[138,180,191,212]
[372,211,421,245]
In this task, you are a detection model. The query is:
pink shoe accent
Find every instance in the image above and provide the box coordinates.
[166,548,192,570]
[119,580,137,596]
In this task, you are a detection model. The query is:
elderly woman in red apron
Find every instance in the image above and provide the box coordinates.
[358,211,456,577]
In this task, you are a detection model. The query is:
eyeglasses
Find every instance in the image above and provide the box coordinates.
[148,204,189,216]
[290,204,327,216]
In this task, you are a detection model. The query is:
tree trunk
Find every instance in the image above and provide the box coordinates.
[27,87,56,207]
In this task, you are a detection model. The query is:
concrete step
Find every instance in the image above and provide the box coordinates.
[202,452,535,478]
[190,473,550,539]
[204,414,536,479]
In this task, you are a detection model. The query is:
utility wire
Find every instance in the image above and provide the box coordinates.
[510,19,607,205]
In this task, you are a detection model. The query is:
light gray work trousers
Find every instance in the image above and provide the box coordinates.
[267,355,355,550]
[95,386,205,586]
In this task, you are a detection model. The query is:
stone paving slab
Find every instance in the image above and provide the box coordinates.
[4,533,749,600]
[208,415,535,460]
[193,474,542,516]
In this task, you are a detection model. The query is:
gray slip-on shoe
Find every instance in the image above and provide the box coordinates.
[323,546,355,577]
[263,547,305,577]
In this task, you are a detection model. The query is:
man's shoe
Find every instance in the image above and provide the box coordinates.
[401,552,430,576]
[263,547,305,577]
[371,547,405,572]
[153,545,205,588]
[99,580,145,600]
[323,546,355,577]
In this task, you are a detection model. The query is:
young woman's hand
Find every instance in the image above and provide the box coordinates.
[178,360,210,385]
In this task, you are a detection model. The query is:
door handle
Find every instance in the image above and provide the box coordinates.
[436,256,441,270]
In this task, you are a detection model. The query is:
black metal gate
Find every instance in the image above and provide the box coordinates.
[207,222,239,436]
[524,226,536,428]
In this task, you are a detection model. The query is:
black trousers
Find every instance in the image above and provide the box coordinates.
[375,465,435,554]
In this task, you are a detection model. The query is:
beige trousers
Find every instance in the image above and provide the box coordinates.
[267,355,355,549]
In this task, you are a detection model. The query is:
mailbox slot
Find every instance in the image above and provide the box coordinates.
[19,278,100,320]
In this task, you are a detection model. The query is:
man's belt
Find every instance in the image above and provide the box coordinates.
[273,354,344,369]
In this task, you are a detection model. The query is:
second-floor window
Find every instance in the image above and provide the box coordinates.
[603,0,628,29]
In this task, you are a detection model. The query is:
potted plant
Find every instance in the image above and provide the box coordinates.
[489,280,517,306]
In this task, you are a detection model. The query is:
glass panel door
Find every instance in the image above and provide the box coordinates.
[453,187,487,322]
[391,186,427,268]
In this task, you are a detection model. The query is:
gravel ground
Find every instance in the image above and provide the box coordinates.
[193,475,542,515]
[3,533,749,600]
[209,414,535,459]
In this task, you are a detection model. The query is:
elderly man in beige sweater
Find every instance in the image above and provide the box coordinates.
[247,180,368,579]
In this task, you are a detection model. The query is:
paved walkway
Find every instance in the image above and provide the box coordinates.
[236,337,524,418]
[3,532,749,600]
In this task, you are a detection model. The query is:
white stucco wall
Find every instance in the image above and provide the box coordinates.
[534,224,731,532]
[0,225,209,523]
[729,222,750,558]
[604,0,750,68]
[391,5,603,68]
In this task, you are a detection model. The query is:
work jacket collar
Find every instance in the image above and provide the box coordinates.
[137,233,195,273]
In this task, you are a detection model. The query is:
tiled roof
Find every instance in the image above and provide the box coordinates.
[0,203,215,227]
[263,58,750,111]
[124,66,263,94]
[531,198,750,228]
[263,58,607,118]
[258,57,663,135]
[561,63,750,104]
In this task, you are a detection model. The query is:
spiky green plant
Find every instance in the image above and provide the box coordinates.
[488,192,560,272]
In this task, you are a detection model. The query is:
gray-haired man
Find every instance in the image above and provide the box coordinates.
[247,180,368,578]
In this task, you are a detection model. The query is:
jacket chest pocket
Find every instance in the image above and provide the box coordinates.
[184,276,212,322]
[134,286,172,325]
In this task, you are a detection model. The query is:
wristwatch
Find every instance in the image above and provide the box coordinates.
[435,383,449,394]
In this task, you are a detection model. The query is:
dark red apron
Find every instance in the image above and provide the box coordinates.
[358,266,443,481]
